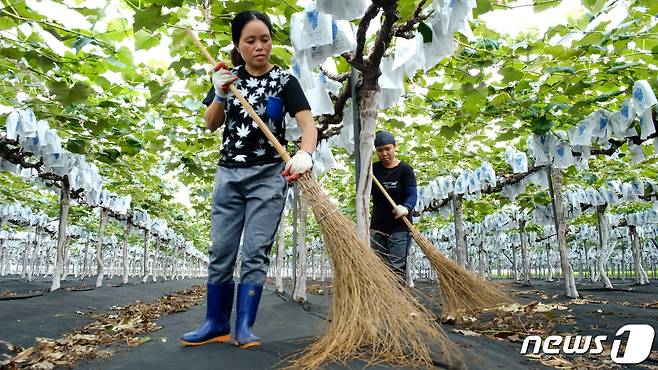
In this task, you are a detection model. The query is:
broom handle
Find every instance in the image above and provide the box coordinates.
[186,29,292,162]
[372,176,415,231]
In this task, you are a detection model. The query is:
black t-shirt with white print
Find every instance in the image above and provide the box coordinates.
[202,65,311,167]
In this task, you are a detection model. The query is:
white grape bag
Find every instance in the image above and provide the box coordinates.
[36,120,49,148]
[553,141,575,169]
[440,175,454,194]
[329,20,357,56]
[632,80,657,114]
[628,141,645,164]
[18,109,37,138]
[285,116,301,141]
[5,111,19,140]
[290,53,315,90]
[454,172,467,194]
[621,98,635,126]
[378,56,404,109]
[639,108,655,140]
[568,120,593,146]
[305,74,334,116]
[303,8,333,49]
[290,12,309,53]
[319,73,342,96]
[312,140,336,177]
[423,25,454,71]
[591,109,611,143]
[480,161,496,187]
[317,0,368,21]
[392,33,419,71]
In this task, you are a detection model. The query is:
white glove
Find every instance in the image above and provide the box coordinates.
[211,62,236,100]
[283,151,313,182]
[392,204,409,219]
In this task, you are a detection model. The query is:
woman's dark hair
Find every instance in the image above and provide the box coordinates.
[230,11,273,66]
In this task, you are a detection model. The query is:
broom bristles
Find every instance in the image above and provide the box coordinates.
[410,228,512,315]
[290,175,461,369]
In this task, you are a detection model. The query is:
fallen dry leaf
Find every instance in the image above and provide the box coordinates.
[452,329,481,337]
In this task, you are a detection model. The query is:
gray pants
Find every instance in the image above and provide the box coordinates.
[208,162,287,285]
[370,229,411,280]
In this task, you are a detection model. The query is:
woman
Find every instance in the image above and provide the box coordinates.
[180,10,317,348]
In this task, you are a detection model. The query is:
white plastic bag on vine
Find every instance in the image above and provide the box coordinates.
[454,171,467,194]
[312,139,336,177]
[316,0,368,21]
[440,175,454,194]
[553,141,574,169]
[639,108,655,140]
[291,54,315,90]
[305,74,334,116]
[17,109,37,138]
[5,111,19,140]
[590,109,612,144]
[632,80,657,114]
[628,141,645,164]
[480,161,496,187]
[378,56,404,109]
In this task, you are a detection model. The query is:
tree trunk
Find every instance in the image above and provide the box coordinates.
[28,230,40,282]
[547,166,579,298]
[293,193,309,303]
[511,244,518,281]
[629,226,648,285]
[152,237,161,283]
[406,242,415,287]
[596,205,613,288]
[123,221,131,285]
[639,240,650,282]
[95,208,109,288]
[0,240,6,276]
[275,211,286,294]
[51,176,70,292]
[142,229,150,282]
[545,244,555,282]
[355,89,377,243]
[520,221,531,286]
[453,194,467,268]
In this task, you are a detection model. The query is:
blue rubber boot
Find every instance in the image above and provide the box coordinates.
[179,282,234,346]
[235,283,263,348]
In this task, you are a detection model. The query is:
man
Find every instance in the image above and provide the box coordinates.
[370,130,417,281]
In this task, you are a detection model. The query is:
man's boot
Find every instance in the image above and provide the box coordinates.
[235,282,263,348]
[179,282,234,346]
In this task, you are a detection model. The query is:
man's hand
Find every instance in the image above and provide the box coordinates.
[392,205,409,219]
[212,62,237,100]
[282,151,313,182]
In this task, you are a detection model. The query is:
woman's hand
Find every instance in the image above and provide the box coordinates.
[282,151,313,182]
[212,62,237,101]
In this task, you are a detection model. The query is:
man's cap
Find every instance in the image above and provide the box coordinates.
[374,130,395,147]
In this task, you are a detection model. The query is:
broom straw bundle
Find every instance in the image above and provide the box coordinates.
[187,30,458,369]
[372,177,512,315]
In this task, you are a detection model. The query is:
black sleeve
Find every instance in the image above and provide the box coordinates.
[202,86,215,107]
[283,75,311,116]
[402,163,416,187]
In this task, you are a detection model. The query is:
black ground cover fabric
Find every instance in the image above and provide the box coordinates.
[2,276,657,369]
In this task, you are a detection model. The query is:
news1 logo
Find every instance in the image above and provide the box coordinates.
[520,324,655,364]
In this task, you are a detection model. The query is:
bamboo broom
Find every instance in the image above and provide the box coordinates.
[187,30,460,369]
[372,176,512,315]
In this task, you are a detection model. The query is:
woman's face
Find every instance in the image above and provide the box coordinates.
[237,19,272,68]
